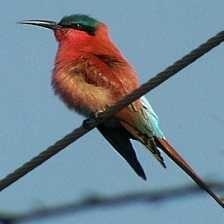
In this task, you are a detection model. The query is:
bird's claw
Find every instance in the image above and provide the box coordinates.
[82,110,106,129]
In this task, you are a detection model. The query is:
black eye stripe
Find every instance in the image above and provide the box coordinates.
[59,22,95,35]
[76,23,81,28]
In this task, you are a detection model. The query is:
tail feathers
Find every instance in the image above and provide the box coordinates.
[97,124,147,180]
[155,137,224,208]
[146,137,166,168]
[120,120,166,169]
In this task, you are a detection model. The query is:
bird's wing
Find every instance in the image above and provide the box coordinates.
[78,56,165,169]
[97,123,146,180]
[65,56,147,179]
[82,54,140,97]
[116,96,166,168]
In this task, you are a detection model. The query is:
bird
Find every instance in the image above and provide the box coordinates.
[20,14,223,207]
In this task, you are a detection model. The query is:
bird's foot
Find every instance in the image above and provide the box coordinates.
[82,110,106,129]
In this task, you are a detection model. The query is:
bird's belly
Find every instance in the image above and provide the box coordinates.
[52,71,113,117]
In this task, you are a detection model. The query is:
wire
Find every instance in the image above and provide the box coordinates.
[0,31,223,193]
[1,181,224,224]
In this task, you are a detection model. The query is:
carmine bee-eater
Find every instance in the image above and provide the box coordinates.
[21,14,223,207]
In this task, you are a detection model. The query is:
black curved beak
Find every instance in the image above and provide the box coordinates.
[19,20,60,30]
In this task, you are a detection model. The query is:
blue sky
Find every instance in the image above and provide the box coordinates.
[0,1,224,223]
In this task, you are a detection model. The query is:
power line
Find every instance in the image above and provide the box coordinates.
[1,181,224,224]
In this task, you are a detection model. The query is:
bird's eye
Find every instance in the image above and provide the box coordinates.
[73,23,83,30]
[75,23,81,28]
[69,23,95,35]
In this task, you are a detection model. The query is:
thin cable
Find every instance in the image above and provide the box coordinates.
[0,31,223,192]
[1,181,224,224]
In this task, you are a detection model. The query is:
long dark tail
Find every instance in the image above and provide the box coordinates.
[155,137,224,208]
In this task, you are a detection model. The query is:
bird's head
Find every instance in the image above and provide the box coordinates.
[20,14,124,64]
[20,14,109,46]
